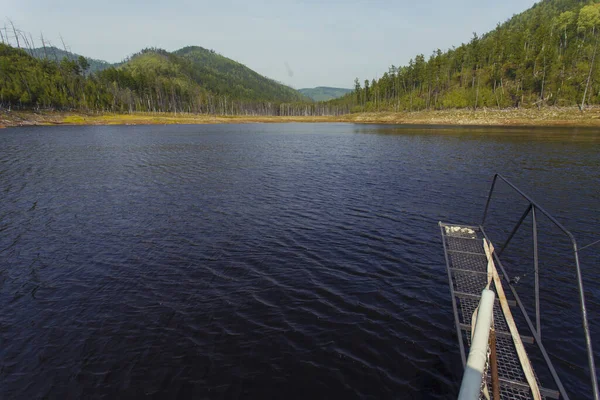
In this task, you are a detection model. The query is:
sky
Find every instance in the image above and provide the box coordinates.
[2,0,537,89]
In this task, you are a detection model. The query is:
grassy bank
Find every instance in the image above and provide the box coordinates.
[2,107,600,128]
[0,111,338,128]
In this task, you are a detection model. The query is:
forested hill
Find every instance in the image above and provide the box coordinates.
[331,0,600,111]
[0,43,347,115]
[26,46,114,73]
[174,46,307,102]
[299,87,352,101]
[25,45,305,103]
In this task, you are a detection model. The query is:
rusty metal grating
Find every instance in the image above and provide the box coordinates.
[452,269,488,295]
[449,251,488,273]
[482,376,549,400]
[490,382,544,400]
[440,222,558,400]
[460,297,509,335]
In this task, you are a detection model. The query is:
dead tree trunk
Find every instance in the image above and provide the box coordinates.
[581,32,599,111]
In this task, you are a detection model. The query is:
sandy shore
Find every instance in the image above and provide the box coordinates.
[342,108,600,126]
[2,107,600,128]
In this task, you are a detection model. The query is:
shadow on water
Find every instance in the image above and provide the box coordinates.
[352,124,600,144]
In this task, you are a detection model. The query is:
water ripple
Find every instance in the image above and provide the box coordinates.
[0,124,597,399]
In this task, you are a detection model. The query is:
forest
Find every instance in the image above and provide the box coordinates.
[0,36,349,116]
[2,0,600,116]
[332,0,600,112]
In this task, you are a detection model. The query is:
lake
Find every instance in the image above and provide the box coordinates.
[0,123,598,399]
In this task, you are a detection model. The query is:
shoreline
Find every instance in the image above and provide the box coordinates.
[2,107,600,128]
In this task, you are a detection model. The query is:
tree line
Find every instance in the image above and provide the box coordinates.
[5,0,597,116]
[331,0,600,112]
[0,25,349,116]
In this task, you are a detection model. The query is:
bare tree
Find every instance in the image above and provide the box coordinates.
[40,32,48,58]
[20,30,32,51]
[29,32,35,51]
[8,19,20,48]
[3,24,9,46]
[59,34,70,55]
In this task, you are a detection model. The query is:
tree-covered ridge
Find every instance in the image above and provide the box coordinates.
[174,46,308,102]
[0,44,348,115]
[332,0,600,111]
[0,43,105,108]
[26,46,114,73]
[299,87,352,101]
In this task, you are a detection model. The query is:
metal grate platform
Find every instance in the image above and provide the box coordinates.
[440,222,560,400]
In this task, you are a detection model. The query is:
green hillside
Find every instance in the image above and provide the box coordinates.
[332,0,600,111]
[174,46,307,102]
[299,87,352,101]
[19,44,306,104]
[0,44,345,115]
[26,46,113,73]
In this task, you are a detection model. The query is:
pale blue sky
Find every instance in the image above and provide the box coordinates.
[2,0,536,89]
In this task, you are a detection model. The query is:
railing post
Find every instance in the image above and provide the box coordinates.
[481,174,499,226]
[532,206,541,339]
[573,243,600,400]
[498,204,533,257]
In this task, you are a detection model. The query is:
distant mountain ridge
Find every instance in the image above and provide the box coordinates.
[299,87,352,101]
[25,45,307,103]
[1,42,351,115]
[26,46,114,73]
[25,45,342,103]
[174,46,307,102]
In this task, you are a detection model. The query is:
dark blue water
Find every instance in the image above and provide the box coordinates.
[0,124,598,399]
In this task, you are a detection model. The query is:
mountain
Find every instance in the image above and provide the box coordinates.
[299,87,352,101]
[1,44,348,115]
[23,44,305,103]
[174,46,307,103]
[332,0,600,111]
[26,46,114,73]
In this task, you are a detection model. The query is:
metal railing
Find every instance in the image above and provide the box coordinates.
[481,173,599,400]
